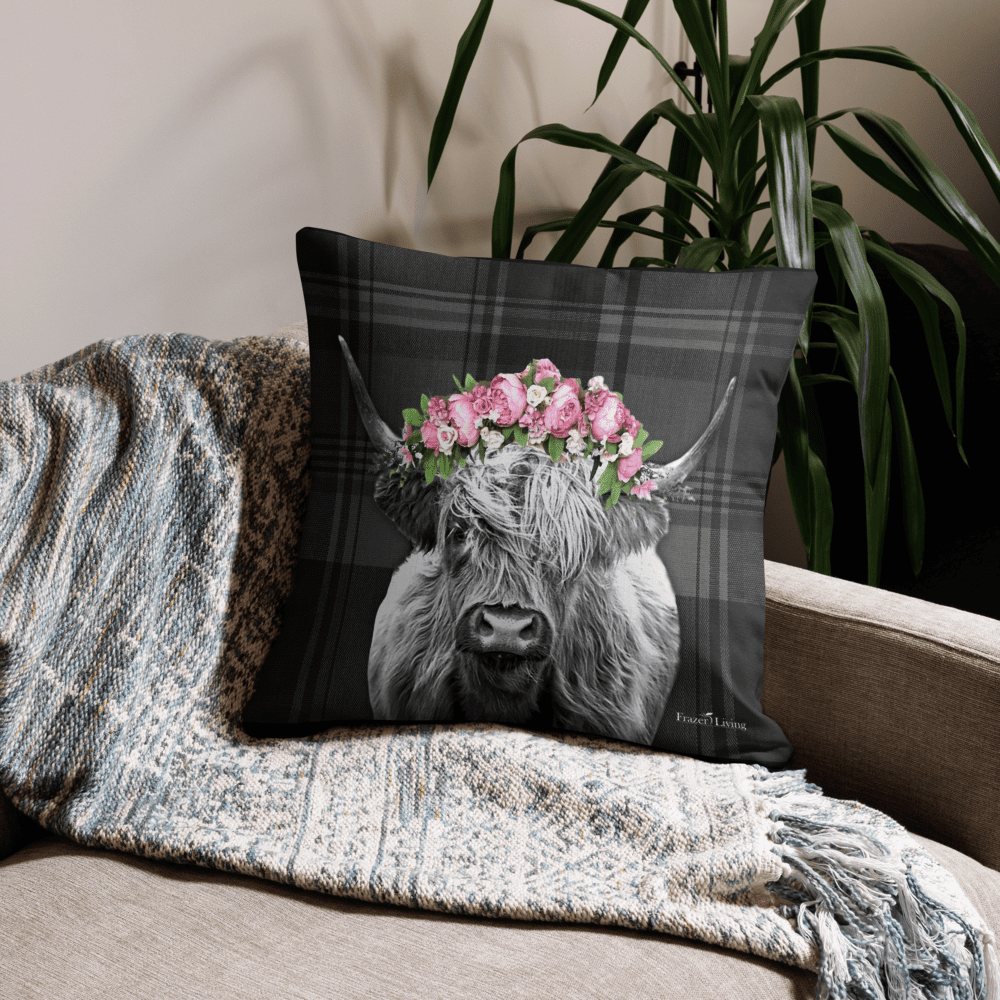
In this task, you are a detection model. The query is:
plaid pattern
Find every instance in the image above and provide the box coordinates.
[245,229,816,763]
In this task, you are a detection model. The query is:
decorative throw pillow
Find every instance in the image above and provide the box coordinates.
[243,228,816,764]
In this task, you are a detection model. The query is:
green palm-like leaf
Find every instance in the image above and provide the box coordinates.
[763,46,1000,205]
[777,357,834,574]
[427,0,494,187]
[817,109,1000,287]
[547,164,646,262]
[889,372,925,576]
[676,238,734,271]
[862,231,968,460]
[592,0,651,106]
[812,199,890,485]
[491,122,722,259]
[794,0,825,166]
[749,95,814,270]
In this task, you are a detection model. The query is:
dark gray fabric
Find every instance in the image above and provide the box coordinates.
[245,230,816,763]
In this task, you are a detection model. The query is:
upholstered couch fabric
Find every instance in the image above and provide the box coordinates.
[762,561,1000,870]
[0,832,995,1000]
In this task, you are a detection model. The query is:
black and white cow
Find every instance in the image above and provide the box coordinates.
[340,338,733,744]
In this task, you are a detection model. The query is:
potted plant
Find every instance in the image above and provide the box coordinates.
[425,0,1000,585]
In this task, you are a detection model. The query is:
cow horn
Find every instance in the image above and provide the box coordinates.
[338,335,403,454]
[645,377,736,488]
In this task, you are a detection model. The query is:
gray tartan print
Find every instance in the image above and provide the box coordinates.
[245,229,816,763]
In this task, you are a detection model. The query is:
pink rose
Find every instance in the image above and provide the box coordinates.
[576,413,591,438]
[630,480,657,499]
[420,419,441,454]
[448,393,480,448]
[617,447,644,482]
[401,446,414,466]
[403,423,413,440]
[427,396,449,422]
[469,384,492,416]
[622,410,640,439]
[489,373,528,426]
[519,406,541,429]
[533,358,561,385]
[589,391,627,442]
[543,380,582,438]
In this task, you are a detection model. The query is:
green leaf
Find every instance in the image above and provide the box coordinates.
[634,426,649,449]
[888,371,925,576]
[547,164,645,263]
[676,237,734,271]
[548,0,708,123]
[863,402,893,586]
[428,0,494,187]
[402,407,423,428]
[831,108,1000,286]
[513,426,529,447]
[464,373,477,391]
[502,426,514,440]
[548,435,565,463]
[794,0,825,167]
[733,0,816,120]
[641,438,663,460]
[492,123,720,261]
[424,454,438,484]
[629,257,675,268]
[439,453,452,479]
[662,123,704,263]
[420,394,430,413]
[816,123,958,241]
[515,217,573,259]
[540,376,556,393]
[457,449,467,468]
[777,360,834,574]
[592,0,651,106]
[799,373,851,387]
[862,232,967,460]
[452,374,465,392]
[597,460,617,495]
[749,95,814,270]
[811,180,842,206]
[812,199,889,485]
[606,478,623,508]
[762,45,1000,207]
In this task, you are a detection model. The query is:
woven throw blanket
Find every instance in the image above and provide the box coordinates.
[1,334,995,1000]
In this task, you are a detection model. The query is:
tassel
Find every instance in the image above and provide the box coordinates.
[754,774,997,1000]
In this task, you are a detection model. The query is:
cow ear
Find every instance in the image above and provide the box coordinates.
[374,472,441,550]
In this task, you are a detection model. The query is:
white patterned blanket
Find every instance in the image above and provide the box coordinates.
[0,334,995,1000]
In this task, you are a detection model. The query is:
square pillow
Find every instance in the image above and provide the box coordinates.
[244,228,816,765]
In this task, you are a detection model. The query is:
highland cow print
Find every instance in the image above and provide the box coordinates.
[339,337,734,745]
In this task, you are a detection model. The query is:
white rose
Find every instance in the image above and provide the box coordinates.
[526,384,548,407]
[528,425,547,445]
[601,448,619,463]
[436,424,458,455]
[587,375,608,393]
[484,428,505,452]
[566,428,586,456]
[618,430,634,457]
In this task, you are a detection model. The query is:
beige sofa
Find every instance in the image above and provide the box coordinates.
[2,560,997,999]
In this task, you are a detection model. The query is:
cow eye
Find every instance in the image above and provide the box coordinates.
[447,524,470,548]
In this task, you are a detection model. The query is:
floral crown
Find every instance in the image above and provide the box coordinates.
[394,359,664,507]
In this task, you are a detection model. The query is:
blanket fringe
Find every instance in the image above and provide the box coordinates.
[758,780,998,1000]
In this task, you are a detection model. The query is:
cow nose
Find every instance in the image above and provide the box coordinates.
[459,604,551,659]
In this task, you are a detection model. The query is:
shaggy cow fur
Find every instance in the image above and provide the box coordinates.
[369,446,681,744]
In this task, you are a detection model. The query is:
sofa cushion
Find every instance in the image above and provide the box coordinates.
[1,834,994,1000]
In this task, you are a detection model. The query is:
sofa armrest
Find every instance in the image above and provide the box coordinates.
[761,560,1000,871]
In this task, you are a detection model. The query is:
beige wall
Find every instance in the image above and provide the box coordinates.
[4,0,995,384]
[2,2,997,566]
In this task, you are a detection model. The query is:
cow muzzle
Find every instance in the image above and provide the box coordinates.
[456,604,552,661]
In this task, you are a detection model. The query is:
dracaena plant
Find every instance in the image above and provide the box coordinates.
[425,0,1000,585]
